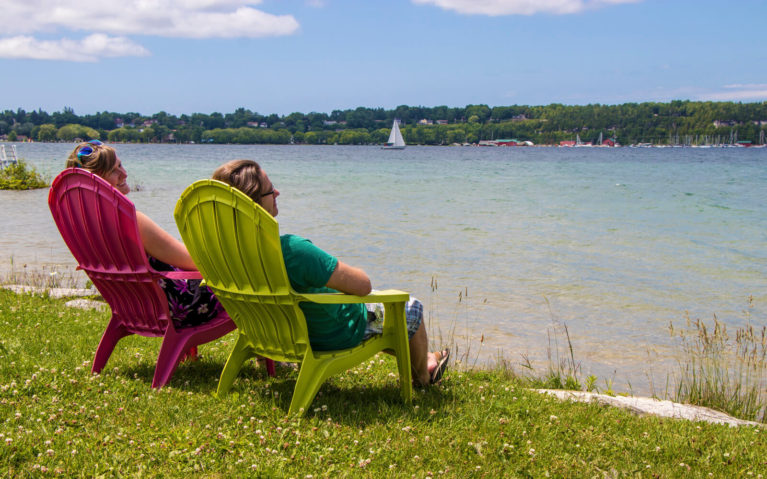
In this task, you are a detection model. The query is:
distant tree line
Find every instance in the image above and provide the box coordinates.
[1,101,766,146]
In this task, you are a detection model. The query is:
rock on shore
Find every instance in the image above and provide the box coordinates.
[537,389,762,427]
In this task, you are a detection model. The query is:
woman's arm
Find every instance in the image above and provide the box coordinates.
[325,260,372,296]
[136,211,197,271]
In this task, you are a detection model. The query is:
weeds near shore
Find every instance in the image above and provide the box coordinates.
[1,258,85,289]
[520,297,600,393]
[426,275,461,366]
[670,296,767,422]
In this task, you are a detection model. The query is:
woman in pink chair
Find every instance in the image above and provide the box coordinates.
[66,140,222,328]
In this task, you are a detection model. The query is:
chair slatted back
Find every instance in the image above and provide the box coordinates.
[174,180,310,361]
[48,168,169,336]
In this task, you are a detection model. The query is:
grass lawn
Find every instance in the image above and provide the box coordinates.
[1,289,765,477]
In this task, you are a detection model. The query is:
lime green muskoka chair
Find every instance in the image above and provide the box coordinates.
[173,179,412,415]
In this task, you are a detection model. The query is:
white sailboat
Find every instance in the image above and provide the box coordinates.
[382,119,406,149]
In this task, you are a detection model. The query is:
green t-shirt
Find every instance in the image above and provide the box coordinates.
[280,234,367,351]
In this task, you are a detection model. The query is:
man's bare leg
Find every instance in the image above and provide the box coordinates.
[410,322,442,386]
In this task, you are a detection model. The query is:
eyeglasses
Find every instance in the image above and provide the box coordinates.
[261,185,276,198]
[76,139,104,161]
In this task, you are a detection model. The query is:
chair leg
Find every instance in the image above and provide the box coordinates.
[152,328,191,388]
[92,316,131,374]
[384,301,413,404]
[265,358,276,377]
[395,348,413,404]
[288,354,331,415]
[216,333,254,397]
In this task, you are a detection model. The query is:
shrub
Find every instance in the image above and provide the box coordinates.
[0,159,49,190]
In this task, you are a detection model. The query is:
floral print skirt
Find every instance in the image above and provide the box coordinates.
[149,257,224,329]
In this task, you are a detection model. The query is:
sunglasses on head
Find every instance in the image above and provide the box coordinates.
[76,139,104,161]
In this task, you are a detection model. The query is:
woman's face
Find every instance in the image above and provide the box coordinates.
[104,158,129,195]
[259,169,279,217]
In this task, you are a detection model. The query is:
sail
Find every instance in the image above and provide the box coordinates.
[384,119,406,149]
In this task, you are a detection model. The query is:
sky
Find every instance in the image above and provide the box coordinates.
[1,0,766,117]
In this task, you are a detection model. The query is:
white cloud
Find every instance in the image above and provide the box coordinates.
[2,0,300,38]
[0,34,150,61]
[723,83,767,90]
[0,0,299,60]
[411,0,641,16]
[698,85,767,102]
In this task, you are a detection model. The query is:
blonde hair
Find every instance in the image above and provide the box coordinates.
[212,159,265,204]
[66,142,118,178]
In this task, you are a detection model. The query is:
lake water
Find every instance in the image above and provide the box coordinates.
[2,143,766,394]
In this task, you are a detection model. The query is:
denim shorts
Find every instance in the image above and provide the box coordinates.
[362,297,423,340]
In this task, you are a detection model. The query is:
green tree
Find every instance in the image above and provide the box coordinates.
[56,124,98,141]
[140,127,155,143]
[52,107,79,128]
[465,104,491,123]
[446,128,466,144]
[108,127,140,143]
[338,129,370,145]
[36,124,57,141]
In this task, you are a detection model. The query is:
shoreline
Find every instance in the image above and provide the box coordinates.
[4,139,767,148]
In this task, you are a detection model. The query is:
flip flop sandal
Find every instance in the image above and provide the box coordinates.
[430,348,450,384]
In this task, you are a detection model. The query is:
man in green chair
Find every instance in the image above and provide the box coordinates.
[212,159,449,387]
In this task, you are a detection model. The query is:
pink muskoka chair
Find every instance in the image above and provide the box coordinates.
[47,168,263,387]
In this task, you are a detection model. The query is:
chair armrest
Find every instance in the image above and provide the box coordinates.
[157,270,203,281]
[298,289,409,304]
